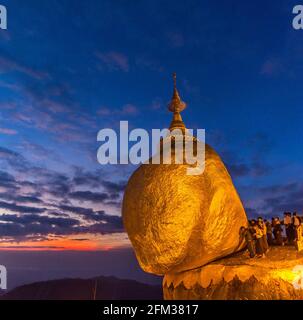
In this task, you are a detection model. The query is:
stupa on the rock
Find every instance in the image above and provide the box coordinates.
[122,74,248,275]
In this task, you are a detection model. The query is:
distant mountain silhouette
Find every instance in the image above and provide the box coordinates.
[1,276,162,300]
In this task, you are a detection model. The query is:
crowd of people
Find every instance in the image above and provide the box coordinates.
[240,212,302,258]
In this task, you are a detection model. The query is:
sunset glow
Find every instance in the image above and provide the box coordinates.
[0,233,131,251]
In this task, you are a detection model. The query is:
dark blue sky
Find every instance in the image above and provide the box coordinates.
[0,0,303,251]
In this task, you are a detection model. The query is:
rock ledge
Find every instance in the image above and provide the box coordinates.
[163,247,303,300]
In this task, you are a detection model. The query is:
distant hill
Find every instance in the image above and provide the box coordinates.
[1,276,162,300]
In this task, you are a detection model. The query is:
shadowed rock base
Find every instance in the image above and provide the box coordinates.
[163,247,303,300]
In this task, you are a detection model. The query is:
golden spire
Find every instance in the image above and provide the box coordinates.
[168,73,187,131]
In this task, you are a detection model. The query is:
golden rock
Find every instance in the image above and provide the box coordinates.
[122,143,247,275]
[122,74,248,275]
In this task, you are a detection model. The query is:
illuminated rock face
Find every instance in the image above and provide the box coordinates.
[122,143,248,275]
[163,247,303,300]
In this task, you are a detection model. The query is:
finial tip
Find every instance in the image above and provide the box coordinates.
[173,72,177,89]
[168,72,187,114]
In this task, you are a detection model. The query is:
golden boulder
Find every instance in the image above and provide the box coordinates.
[122,74,248,275]
[123,143,247,275]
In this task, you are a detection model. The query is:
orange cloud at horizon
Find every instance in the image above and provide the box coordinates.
[0,233,131,251]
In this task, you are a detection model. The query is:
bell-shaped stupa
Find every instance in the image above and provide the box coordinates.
[122,74,248,276]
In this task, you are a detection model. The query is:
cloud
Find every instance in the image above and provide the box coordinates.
[223,152,271,178]
[0,55,49,80]
[71,168,103,188]
[243,182,303,218]
[21,167,73,197]
[76,220,123,235]
[71,168,127,193]
[0,146,126,243]
[0,146,23,161]
[0,80,21,92]
[0,193,43,204]
[68,191,119,204]
[58,204,105,221]
[0,64,93,144]
[0,146,30,171]
[226,159,271,179]
[261,183,303,215]
[0,170,17,190]
[58,204,122,226]
[0,214,80,227]
[96,51,129,72]
[149,98,163,111]
[0,100,18,110]
[0,194,124,239]
[121,104,138,115]
[18,141,60,162]
[0,246,65,249]
[227,163,250,178]
[97,104,139,117]
[0,209,124,239]
[0,200,45,214]
[0,128,18,135]
[0,147,125,200]
[260,58,283,77]
[0,214,80,239]
[101,180,126,193]
[258,183,299,195]
[222,132,274,179]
